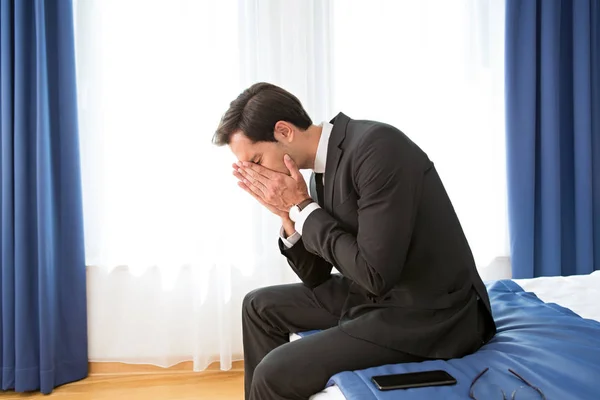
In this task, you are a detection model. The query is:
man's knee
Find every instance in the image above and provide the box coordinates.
[252,347,299,395]
[242,287,271,318]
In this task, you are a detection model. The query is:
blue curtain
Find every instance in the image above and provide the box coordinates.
[0,0,87,393]
[506,0,600,278]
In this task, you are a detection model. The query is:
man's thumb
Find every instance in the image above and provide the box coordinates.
[284,154,300,179]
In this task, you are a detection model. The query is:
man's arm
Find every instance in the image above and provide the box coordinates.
[233,160,333,287]
[279,236,333,288]
[300,127,427,297]
[279,217,332,287]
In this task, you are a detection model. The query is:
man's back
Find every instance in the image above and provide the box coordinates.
[300,113,496,358]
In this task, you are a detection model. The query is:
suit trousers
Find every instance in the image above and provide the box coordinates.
[242,275,427,400]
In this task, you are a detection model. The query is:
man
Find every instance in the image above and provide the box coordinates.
[213,82,496,400]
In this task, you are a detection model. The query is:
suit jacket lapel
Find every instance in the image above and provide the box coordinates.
[324,112,350,211]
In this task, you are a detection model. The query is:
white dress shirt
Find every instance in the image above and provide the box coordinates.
[280,121,333,248]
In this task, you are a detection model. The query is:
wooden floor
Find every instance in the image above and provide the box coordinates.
[0,363,244,400]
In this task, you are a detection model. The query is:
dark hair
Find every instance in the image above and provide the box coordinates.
[213,82,312,146]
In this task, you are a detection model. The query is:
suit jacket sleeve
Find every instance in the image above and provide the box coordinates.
[301,127,428,297]
[279,237,333,288]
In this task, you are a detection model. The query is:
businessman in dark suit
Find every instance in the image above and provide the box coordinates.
[213,82,496,400]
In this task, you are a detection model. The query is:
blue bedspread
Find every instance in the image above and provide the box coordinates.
[302,280,600,399]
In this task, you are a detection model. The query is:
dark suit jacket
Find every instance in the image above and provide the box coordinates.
[279,112,496,359]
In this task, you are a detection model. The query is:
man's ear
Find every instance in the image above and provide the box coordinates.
[274,121,294,143]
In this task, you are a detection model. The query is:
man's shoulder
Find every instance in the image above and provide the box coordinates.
[345,118,427,160]
[347,118,396,134]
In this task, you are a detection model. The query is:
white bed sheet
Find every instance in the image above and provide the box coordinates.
[307,271,600,400]
[513,270,600,322]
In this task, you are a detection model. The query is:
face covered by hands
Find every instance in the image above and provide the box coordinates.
[232,154,311,218]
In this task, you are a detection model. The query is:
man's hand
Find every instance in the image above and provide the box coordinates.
[234,154,311,214]
[233,166,288,219]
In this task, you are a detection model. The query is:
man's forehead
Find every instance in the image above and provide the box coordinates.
[229,131,254,161]
[232,149,254,163]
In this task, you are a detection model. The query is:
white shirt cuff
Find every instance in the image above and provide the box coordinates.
[295,203,321,235]
[280,226,301,248]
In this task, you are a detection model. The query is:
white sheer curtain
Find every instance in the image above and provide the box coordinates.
[74,0,507,371]
[74,0,331,370]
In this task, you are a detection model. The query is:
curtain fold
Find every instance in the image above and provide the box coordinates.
[0,0,88,393]
[506,0,600,278]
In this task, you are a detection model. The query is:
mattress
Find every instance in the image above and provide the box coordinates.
[305,271,600,400]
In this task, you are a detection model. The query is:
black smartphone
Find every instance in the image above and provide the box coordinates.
[371,370,457,391]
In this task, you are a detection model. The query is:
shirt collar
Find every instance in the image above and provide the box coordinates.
[314,121,333,174]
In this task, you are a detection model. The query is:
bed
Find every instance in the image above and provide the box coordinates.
[289,271,600,399]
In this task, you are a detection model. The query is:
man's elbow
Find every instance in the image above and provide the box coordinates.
[364,268,394,297]
[368,283,394,298]
[302,271,332,289]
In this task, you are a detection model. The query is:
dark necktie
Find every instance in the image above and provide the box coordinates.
[314,172,324,207]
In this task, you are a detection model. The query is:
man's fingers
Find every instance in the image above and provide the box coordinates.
[240,167,269,186]
[235,170,271,201]
[238,167,269,190]
[238,180,257,197]
[283,154,302,181]
[240,161,278,180]
[233,170,243,180]
[234,170,259,190]
[238,181,271,208]
[238,180,261,199]
[242,177,267,198]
